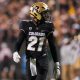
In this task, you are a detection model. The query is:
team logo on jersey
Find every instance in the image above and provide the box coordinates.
[41,30,45,32]
[29,27,32,30]
[36,27,38,30]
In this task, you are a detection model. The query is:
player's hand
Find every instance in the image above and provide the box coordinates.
[13,52,21,63]
[54,62,60,79]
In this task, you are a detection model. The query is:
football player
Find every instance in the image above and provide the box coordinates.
[13,2,60,80]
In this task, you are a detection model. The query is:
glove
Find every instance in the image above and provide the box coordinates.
[54,62,60,79]
[13,52,21,63]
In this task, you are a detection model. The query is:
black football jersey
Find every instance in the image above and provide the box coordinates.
[15,20,59,62]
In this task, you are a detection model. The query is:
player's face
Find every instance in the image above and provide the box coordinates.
[32,11,51,23]
[41,10,51,21]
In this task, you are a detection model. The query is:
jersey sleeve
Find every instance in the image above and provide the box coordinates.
[47,22,54,37]
[47,23,59,62]
[19,20,27,34]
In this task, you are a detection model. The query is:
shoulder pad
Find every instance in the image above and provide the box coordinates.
[45,21,52,24]
[21,20,32,23]
[19,20,33,26]
[19,20,32,31]
[22,20,32,22]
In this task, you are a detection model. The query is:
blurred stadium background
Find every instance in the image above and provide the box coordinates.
[0,0,80,80]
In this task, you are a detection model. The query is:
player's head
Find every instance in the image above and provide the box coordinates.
[30,2,50,22]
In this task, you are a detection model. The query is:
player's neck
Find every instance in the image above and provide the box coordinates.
[33,19,45,25]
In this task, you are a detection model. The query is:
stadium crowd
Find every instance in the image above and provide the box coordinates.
[0,0,80,80]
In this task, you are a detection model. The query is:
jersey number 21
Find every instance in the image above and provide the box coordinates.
[27,36,45,51]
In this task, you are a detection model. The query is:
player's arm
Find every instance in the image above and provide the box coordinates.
[13,21,26,63]
[47,32,59,62]
[46,23,60,78]
[14,30,25,52]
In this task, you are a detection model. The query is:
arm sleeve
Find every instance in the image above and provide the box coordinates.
[14,21,26,52]
[14,30,25,52]
[47,23,59,62]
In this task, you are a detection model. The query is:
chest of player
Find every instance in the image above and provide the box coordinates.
[25,24,48,52]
